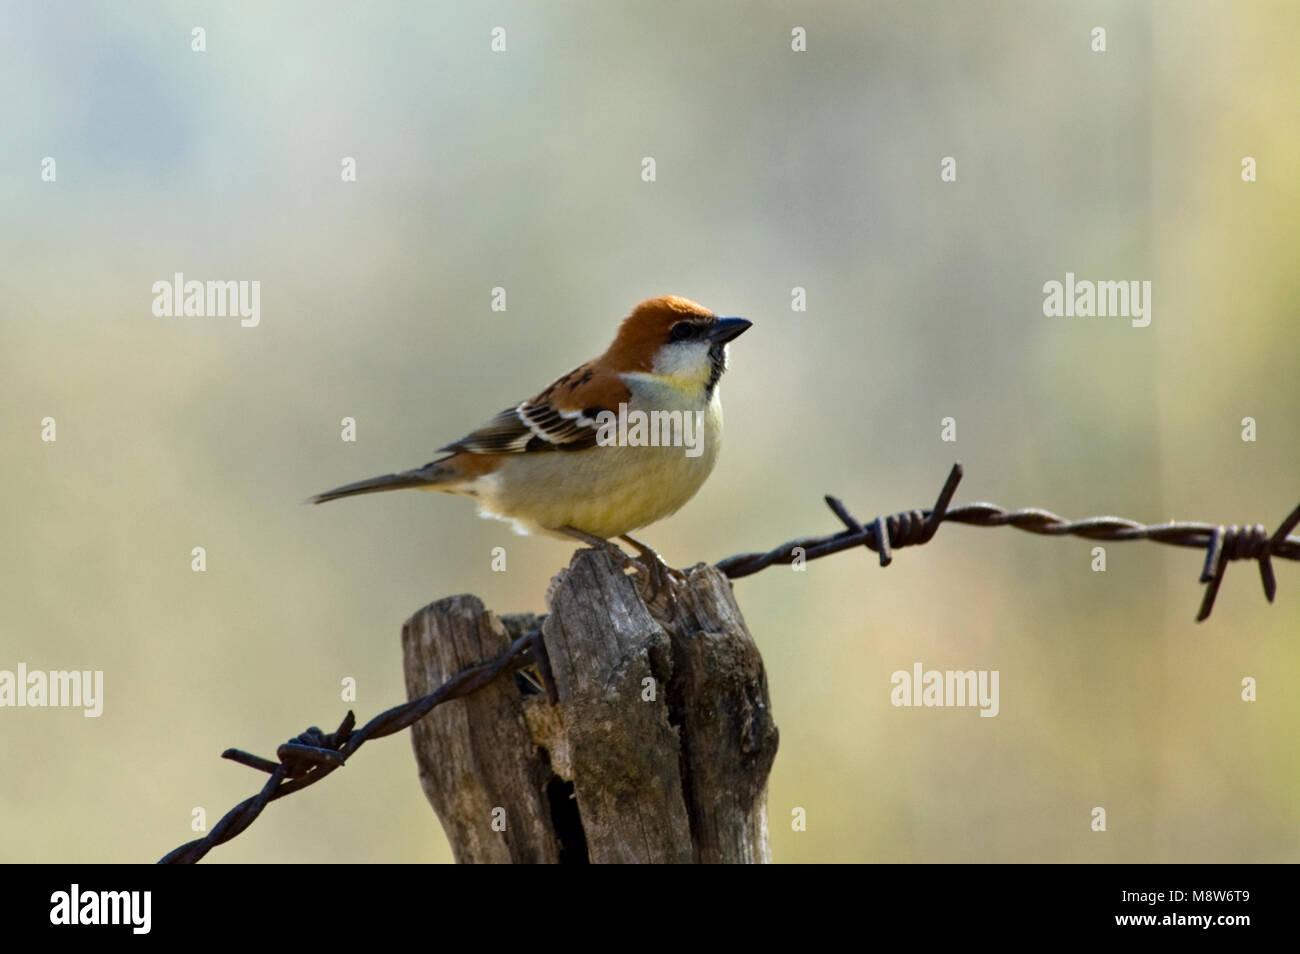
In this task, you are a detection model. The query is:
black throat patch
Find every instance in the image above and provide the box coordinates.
[705,343,727,399]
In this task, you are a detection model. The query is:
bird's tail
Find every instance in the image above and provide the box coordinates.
[306,461,453,505]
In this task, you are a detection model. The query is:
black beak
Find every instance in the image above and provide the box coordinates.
[707,316,752,344]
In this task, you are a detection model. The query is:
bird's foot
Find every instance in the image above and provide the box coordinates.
[619,534,686,608]
[558,526,649,576]
[558,528,683,612]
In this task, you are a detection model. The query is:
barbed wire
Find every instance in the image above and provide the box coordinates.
[160,461,1298,863]
[158,627,554,864]
[716,463,1300,622]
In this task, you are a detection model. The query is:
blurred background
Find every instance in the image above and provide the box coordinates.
[1,0,1297,863]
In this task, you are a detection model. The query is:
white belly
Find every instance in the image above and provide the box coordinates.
[464,388,724,539]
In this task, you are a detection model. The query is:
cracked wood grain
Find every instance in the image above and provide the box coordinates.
[402,548,779,863]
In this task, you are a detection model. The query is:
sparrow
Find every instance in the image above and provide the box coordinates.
[308,295,751,595]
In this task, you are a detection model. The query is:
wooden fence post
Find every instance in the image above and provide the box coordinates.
[401,548,779,863]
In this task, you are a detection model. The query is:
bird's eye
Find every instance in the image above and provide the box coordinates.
[670,322,696,341]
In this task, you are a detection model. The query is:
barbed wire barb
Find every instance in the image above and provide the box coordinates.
[715,462,1300,623]
[161,462,1299,863]
[159,628,548,864]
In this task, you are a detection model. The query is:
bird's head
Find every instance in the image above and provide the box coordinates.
[603,295,752,396]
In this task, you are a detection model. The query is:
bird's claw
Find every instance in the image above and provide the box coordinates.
[558,527,684,617]
[619,534,686,611]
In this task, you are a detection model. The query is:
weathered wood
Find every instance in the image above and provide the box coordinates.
[401,599,557,863]
[401,548,779,863]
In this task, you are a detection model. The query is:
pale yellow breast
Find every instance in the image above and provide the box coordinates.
[461,387,724,539]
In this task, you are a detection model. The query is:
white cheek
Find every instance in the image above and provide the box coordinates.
[651,341,712,378]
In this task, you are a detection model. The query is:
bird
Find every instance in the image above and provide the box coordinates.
[307,295,752,596]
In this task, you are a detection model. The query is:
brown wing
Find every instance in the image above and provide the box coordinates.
[437,363,631,455]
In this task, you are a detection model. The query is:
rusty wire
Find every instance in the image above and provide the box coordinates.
[161,461,1298,863]
[716,463,1300,622]
[158,627,554,864]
